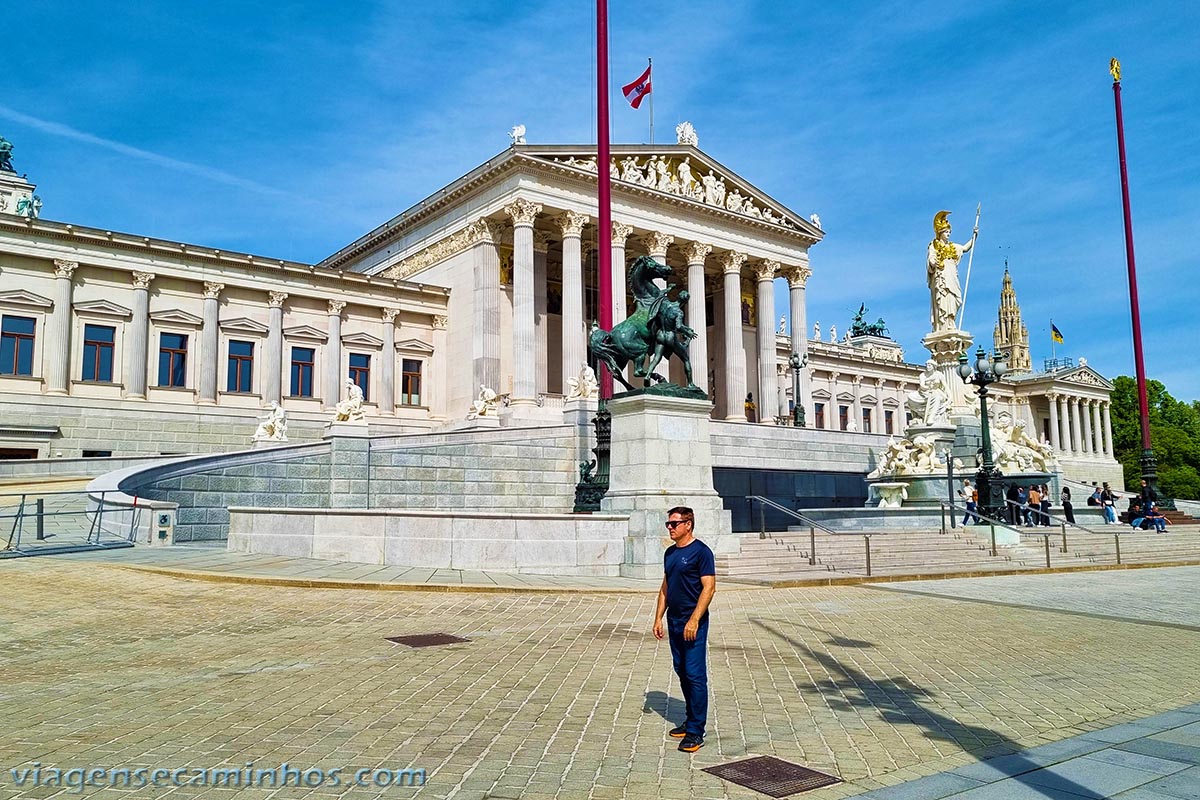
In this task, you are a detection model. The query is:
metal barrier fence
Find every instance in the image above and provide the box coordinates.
[1,489,141,557]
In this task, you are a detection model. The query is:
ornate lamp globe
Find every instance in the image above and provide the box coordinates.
[994,355,1009,376]
[957,354,972,381]
[974,348,991,376]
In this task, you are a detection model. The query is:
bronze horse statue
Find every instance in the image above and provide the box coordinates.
[588,255,700,393]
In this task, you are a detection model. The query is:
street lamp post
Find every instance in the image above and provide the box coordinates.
[788,352,807,427]
[958,347,1009,519]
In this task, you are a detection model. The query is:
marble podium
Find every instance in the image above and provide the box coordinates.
[601,393,735,579]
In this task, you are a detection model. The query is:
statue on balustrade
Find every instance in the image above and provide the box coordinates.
[332,378,366,423]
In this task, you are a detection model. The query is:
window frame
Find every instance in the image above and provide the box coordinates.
[226,339,255,394]
[400,358,423,407]
[290,346,316,398]
[348,352,371,402]
[0,315,37,377]
[81,323,116,383]
[157,331,189,388]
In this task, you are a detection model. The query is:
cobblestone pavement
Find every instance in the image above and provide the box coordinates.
[2,560,1198,800]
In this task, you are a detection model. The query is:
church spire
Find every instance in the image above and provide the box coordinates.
[993,262,1031,373]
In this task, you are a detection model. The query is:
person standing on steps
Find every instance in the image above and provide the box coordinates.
[652,506,716,754]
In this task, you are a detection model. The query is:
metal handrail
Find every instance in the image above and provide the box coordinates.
[938,499,1029,558]
[1,490,140,553]
[746,495,882,576]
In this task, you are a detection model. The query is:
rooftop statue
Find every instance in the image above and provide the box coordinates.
[675,121,698,146]
[15,195,41,219]
[0,136,13,172]
[588,255,704,397]
[849,303,890,339]
[508,125,526,145]
[926,210,978,333]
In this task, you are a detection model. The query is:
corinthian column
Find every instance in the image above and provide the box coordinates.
[380,308,399,415]
[1068,397,1081,453]
[1103,401,1115,458]
[325,299,346,408]
[644,231,674,290]
[783,262,813,420]
[1047,393,1061,450]
[1082,399,1094,455]
[721,252,748,421]
[264,291,287,406]
[1058,395,1070,454]
[472,218,504,390]
[1090,400,1102,457]
[754,260,778,423]
[127,272,154,399]
[683,242,712,393]
[611,222,633,324]
[556,211,589,386]
[199,282,224,405]
[46,260,78,395]
[504,198,542,407]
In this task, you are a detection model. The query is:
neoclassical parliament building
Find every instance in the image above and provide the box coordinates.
[0,136,1122,486]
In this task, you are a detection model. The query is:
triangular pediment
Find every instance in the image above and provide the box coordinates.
[342,331,384,349]
[524,145,822,238]
[219,316,269,335]
[0,289,53,310]
[149,308,202,327]
[283,324,328,343]
[73,299,132,319]
[882,397,900,407]
[836,391,856,402]
[395,338,435,355]
[812,388,831,400]
[1055,365,1112,390]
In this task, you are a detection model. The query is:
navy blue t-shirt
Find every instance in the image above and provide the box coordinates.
[664,539,715,621]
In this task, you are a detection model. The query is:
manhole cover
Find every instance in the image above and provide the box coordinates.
[703,756,841,797]
[385,633,470,648]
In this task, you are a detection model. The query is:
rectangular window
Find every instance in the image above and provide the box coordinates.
[0,315,36,376]
[82,450,112,458]
[157,332,188,387]
[814,402,825,430]
[290,347,314,397]
[226,340,254,393]
[885,410,895,435]
[82,324,115,382]
[401,359,422,406]
[839,405,849,431]
[349,353,370,401]
[862,408,872,434]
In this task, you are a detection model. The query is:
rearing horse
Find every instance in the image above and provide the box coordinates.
[588,255,674,391]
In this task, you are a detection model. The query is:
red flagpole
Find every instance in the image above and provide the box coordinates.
[1111,58,1158,490]
[596,0,613,400]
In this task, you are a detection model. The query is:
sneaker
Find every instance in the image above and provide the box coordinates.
[668,725,687,739]
[678,734,704,753]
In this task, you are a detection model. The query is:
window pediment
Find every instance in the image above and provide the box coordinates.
[811,389,831,400]
[283,324,329,343]
[342,331,384,349]
[73,299,132,319]
[149,309,203,327]
[219,317,269,336]
[0,289,53,311]
[395,338,435,355]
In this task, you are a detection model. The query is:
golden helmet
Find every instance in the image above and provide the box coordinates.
[933,210,952,234]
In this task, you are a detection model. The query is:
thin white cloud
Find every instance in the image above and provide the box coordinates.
[0,105,294,199]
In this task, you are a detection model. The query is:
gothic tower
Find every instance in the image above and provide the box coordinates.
[994,265,1031,373]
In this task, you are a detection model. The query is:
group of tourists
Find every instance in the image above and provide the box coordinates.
[957,480,1075,526]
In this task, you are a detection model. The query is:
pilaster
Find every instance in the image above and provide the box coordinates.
[126,272,154,399]
[325,299,346,409]
[46,260,78,395]
[199,282,224,405]
[264,291,287,406]
[380,308,399,415]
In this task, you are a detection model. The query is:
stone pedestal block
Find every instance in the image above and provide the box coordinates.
[323,423,370,509]
[601,393,734,579]
[922,328,974,414]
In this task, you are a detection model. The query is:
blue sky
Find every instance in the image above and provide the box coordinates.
[6,1,1198,399]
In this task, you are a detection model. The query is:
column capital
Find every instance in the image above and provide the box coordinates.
[131,271,155,290]
[875,377,886,388]
[432,314,449,330]
[203,282,225,300]
[720,251,748,275]
[503,197,542,227]
[682,241,712,265]
[643,231,674,259]
[471,217,507,245]
[382,307,400,323]
[53,259,78,279]
[755,260,780,282]
[1047,391,1059,401]
[554,210,589,238]
[328,299,347,316]
[611,221,634,245]
[783,263,813,288]
[532,229,552,252]
[830,371,841,382]
[268,291,289,308]
[852,374,863,385]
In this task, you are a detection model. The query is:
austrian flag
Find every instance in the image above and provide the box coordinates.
[622,64,653,109]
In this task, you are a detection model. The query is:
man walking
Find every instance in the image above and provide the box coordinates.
[652,506,716,753]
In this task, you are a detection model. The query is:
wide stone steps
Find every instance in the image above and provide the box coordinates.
[716,524,1200,581]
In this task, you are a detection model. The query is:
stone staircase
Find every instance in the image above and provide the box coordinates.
[716,522,1200,583]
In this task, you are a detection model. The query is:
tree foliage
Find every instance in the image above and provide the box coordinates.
[1109,376,1200,499]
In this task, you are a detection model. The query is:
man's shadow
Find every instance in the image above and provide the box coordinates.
[643,690,684,725]
[752,618,1103,797]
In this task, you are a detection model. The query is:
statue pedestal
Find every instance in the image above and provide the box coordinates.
[251,439,290,450]
[922,328,975,414]
[441,415,501,432]
[323,421,370,439]
[600,394,734,579]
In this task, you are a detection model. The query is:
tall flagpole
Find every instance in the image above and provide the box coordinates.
[1111,57,1158,496]
[647,57,654,144]
[596,0,613,400]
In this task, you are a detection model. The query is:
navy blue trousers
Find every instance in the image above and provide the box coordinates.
[668,616,709,737]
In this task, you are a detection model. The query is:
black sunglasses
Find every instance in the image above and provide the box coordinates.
[665,519,691,529]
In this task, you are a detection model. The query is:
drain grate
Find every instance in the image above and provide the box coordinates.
[703,756,841,797]
[385,633,470,648]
